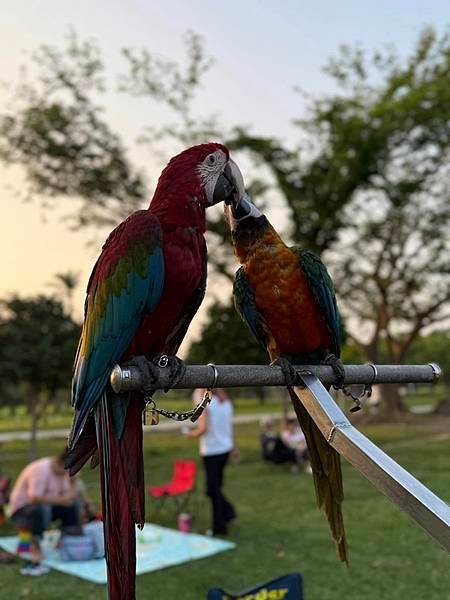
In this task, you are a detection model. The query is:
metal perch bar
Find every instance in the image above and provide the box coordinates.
[110,361,449,552]
[110,362,442,393]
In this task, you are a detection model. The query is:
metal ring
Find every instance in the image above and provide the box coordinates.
[206,363,218,389]
[158,355,169,368]
[145,398,156,409]
[427,362,442,383]
[366,362,378,384]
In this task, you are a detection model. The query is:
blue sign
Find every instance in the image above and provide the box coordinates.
[207,572,303,599]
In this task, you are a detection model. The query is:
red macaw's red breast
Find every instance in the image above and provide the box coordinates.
[125,227,206,359]
[243,229,332,357]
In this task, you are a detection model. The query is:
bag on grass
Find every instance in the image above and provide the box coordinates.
[59,534,96,562]
[83,520,105,558]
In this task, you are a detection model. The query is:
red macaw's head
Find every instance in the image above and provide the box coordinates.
[150,142,245,229]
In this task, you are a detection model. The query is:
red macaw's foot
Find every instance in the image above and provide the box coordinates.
[121,354,186,395]
[270,356,301,387]
[122,355,160,395]
[154,355,186,392]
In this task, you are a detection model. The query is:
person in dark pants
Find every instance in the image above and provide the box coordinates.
[9,451,80,576]
[186,388,236,536]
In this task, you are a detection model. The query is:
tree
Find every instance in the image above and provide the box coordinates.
[2,28,449,414]
[188,300,272,404]
[0,30,222,230]
[0,33,147,229]
[50,270,80,316]
[406,331,450,388]
[232,28,450,413]
[187,301,267,366]
[0,295,79,458]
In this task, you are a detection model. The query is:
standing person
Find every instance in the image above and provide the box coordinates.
[186,388,236,536]
[9,451,80,576]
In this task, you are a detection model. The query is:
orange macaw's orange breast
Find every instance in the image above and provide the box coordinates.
[244,233,331,357]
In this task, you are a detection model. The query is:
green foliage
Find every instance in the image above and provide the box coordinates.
[231,28,450,401]
[406,331,450,386]
[187,300,267,365]
[1,28,448,413]
[0,294,79,407]
[119,30,220,147]
[0,31,146,228]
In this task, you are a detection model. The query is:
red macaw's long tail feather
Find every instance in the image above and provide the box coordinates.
[97,391,145,600]
[288,387,349,564]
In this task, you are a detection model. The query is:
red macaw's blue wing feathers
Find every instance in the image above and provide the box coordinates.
[69,210,164,448]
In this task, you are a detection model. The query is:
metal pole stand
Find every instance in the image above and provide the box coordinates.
[293,372,450,552]
[110,362,450,552]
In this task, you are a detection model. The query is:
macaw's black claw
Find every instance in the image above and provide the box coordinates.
[270,357,300,387]
[322,353,366,412]
[154,355,186,392]
[121,355,160,396]
[122,355,186,395]
[322,353,346,388]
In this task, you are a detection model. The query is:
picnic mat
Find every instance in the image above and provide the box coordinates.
[0,523,235,583]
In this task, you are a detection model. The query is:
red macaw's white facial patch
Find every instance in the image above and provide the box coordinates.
[198,150,245,206]
[197,149,228,203]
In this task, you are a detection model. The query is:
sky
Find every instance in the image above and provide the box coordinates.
[0,0,449,345]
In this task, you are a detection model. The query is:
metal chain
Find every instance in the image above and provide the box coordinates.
[144,389,213,424]
[335,383,372,413]
[334,363,378,413]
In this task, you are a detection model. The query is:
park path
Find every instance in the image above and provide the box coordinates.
[0,412,277,443]
[0,404,433,444]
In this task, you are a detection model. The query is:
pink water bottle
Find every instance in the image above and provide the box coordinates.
[178,513,192,533]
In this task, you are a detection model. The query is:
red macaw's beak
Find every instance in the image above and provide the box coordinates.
[210,158,245,206]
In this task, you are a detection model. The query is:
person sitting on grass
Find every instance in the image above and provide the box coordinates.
[281,416,312,474]
[261,416,312,473]
[9,450,80,576]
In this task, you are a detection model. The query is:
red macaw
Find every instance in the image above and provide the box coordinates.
[65,143,244,600]
[226,193,348,564]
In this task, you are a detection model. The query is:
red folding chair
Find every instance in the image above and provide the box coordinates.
[148,460,197,515]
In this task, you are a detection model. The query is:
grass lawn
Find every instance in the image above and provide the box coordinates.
[0,419,449,599]
[0,384,445,433]
[0,393,285,433]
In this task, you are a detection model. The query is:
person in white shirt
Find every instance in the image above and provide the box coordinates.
[187,388,236,535]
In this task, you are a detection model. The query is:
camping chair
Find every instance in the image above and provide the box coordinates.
[148,460,197,516]
[0,475,11,526]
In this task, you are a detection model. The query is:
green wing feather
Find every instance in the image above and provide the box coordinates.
[289,388,348,563]
[233,267,268,350]
[287,248,348,562]
[69,211,164,447]
[293,247,343,357]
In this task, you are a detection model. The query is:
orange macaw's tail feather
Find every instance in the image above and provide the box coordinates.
[289,388,348,564]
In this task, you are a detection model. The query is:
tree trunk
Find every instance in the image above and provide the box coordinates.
[379,383,407,415]
[29,392,39,461]
[255,387,266,405]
